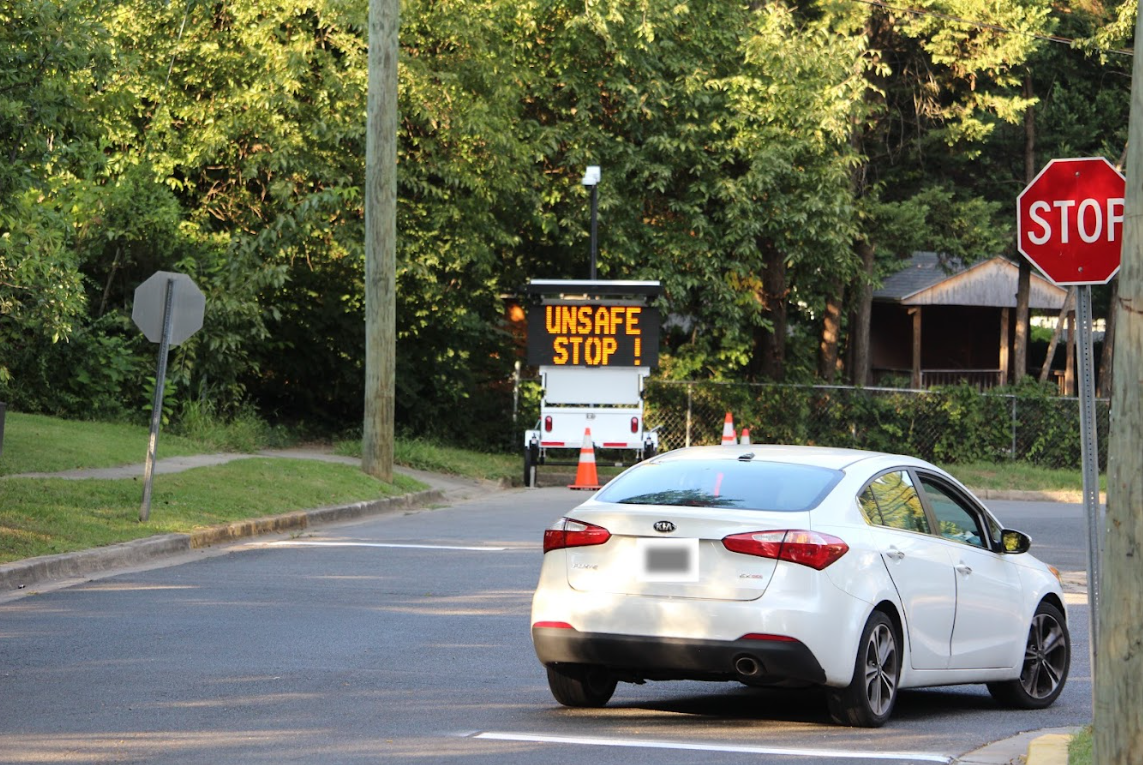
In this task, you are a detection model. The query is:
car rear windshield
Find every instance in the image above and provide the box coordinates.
[595,459,843,512]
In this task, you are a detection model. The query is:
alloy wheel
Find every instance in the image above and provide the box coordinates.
[1021,612,1068,699]
[863,622,898,716]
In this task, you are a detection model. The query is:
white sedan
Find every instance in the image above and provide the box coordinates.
[530,445,1070,727]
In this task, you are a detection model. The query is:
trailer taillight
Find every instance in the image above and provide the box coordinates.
[544,416,553,432]
[630,417,639,433]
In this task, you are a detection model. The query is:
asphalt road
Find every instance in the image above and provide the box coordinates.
[0,489,1092,764]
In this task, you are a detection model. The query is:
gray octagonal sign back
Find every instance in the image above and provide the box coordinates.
[132,271,205,347]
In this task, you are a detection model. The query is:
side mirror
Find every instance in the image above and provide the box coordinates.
[1001,529,1031,554]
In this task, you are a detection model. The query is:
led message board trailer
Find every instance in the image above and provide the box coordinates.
[520,280,663,486]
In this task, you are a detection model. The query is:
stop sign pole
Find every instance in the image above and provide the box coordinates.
[1074,285,1102,634]
[1017,156,1124,685]
[141,278,176,523]
[132,272,206,522]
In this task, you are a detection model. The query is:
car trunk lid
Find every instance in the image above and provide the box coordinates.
[563,505,813,601]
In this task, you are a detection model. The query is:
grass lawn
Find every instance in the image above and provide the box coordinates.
[334,436,523,483]
[943,460,1099,494]
[0,412,212,476]
[1069,726,1092,765]
[0,458,425,564]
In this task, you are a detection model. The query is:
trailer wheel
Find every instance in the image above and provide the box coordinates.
[642,442,656,462]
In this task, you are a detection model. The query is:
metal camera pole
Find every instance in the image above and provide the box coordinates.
[583,166,600,280]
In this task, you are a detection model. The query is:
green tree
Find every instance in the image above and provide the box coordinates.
[1,0,1135,441]
[0,0,111,392]
[508,1,865,382]
[842,0,1053,385]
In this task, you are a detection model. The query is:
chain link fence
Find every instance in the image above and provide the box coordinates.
[513,377,1108,469]
[639,381,1108,469]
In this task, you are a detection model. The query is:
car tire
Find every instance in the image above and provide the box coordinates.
[987,600,1070,709]
[827,610,900,727]
[545,665,617,708]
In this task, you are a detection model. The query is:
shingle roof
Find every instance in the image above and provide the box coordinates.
[873,252,966,301]
[873,251,1067,309]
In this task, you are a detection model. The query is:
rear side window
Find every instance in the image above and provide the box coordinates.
[595,460,842,512]
[860,471,930,534]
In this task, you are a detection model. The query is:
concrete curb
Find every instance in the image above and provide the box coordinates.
[0,534,193,592]
[955,726,1078,765]
[1025,733,1072,765]
[974,487,1105,505]
[0,488,443,593]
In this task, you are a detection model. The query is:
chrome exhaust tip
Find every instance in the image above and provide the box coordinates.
[734,655,762,677]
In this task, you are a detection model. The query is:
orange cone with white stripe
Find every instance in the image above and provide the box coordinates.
[721,412,736,446]
[569,428,601,490]
[740,428,751,445]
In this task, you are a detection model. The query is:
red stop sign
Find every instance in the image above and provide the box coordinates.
[1017,157,1125,285]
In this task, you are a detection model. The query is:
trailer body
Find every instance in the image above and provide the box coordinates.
[523,367,657,486]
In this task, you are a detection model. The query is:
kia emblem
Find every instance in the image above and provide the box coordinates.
[653,521,676,533]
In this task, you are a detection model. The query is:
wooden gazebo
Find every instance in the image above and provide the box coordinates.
[871,252,1067,389]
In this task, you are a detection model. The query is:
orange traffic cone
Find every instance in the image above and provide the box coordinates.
[569,428,602,490]
[721,412,736,446]
[740,428,751,445]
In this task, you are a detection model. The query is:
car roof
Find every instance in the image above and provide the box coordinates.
[651,444,925,472]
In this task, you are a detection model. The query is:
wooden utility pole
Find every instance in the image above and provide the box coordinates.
[363,0,398,482]
[1094,5,1143,761]
[1099,148,1129,398]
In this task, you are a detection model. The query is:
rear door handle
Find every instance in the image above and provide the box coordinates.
[885,547,905,561]
[956,564,972,575]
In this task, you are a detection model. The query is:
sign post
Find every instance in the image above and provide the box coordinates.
[132,272,206,522]
[1016,156,1125,685]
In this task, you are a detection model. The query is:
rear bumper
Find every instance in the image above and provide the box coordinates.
[526,436,656,451]
[532,626,826,685]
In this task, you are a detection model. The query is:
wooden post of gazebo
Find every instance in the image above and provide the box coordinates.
[999,307,1010,386]
[909,307,922,388]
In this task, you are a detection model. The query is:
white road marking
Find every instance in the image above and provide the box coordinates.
[470,731,953,762]
[267,541,508,552]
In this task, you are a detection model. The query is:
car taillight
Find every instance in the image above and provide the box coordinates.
[722,530,848,570]
[544,416,553,432]
[543,517,611,553]
[630,416,639,433]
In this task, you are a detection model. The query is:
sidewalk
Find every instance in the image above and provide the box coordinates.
[7,447,497,496]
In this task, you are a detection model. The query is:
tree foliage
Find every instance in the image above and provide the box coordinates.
[0,0,1133,442]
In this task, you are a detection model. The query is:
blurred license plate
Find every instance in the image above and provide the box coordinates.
[637,538,699,582]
